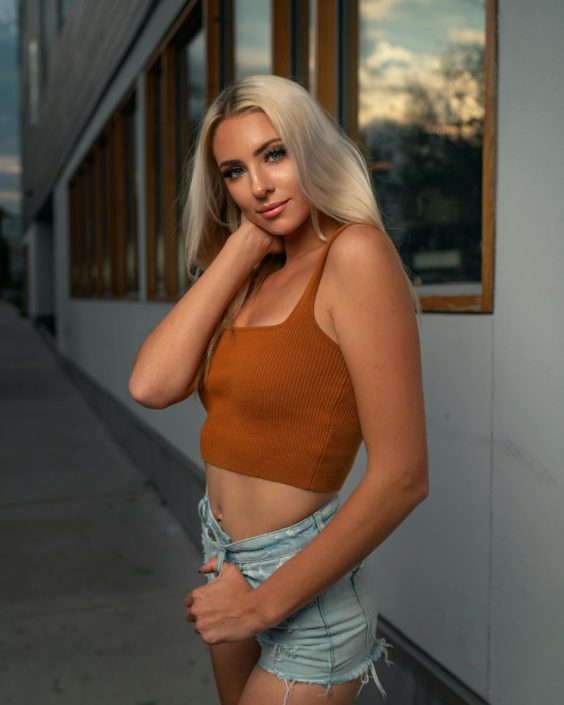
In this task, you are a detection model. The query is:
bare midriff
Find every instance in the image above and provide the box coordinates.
[204,462,336,542]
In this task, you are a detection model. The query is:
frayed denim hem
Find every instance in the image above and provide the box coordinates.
[258,637,394,705]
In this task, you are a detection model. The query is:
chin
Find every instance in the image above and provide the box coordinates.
[265,215,311,236]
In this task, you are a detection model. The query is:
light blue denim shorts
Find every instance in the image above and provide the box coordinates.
[197,488,392,702]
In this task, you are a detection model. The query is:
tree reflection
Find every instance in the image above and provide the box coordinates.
[362,41,484,285]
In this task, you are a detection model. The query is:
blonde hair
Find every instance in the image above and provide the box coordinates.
[181,75,418,397]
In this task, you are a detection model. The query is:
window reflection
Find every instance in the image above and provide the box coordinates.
[308,0,316,93]
[100,135,111,294]
[234,0,271,79]
[176,25,205,294]
[151,63,165,296]
[87,155,97,292]
[358,0,485,291]
[123,96,138,295]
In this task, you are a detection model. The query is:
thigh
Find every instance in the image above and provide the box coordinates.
[239,665,362,705]
[210,637,262,705]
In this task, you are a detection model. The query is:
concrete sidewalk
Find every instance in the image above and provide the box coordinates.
[0,301,220,705]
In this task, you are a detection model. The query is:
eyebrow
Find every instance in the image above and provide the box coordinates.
[218,137,282,169]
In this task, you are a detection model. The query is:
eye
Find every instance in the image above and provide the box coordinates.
[265,146,287,163]
[221,165,245,180]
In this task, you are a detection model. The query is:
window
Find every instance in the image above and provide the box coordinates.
[122,95,139,294]
[270,0,310,87]
[57,0,70,31]
[68,89,139,299]
[175,24,205,292]
[347,0,496,312]
[234,0,271,78]
[39,0,49,87]
[28,39,39,124]
[145,3,204,300]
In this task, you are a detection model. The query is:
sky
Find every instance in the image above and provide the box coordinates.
[0,0,20,217]
[358,0,485,131]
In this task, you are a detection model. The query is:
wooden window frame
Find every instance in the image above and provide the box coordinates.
[272,0,310,87]
[339,0,497,313]
[144,0,201,302]
[68,85,139,300]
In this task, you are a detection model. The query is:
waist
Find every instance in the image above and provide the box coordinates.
[204,462,338,542]
[198,483,340,559]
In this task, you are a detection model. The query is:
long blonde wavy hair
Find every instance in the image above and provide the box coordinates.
[181,75,418,399]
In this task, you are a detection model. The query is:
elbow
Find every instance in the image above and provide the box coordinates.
[128,374,170,409]
[410,456,429,506]
[128,373,195,409]
[128,376,165,409]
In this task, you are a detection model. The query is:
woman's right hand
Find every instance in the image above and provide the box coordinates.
[230,214,285,267]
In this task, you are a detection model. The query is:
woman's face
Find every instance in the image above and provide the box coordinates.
[211,111,311,236]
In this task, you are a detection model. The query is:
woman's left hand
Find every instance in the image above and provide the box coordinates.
[184,556,266,644]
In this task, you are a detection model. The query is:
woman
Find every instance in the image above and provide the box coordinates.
[129,75,428,705]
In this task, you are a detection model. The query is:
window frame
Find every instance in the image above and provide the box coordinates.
[340,0,498,313]
[144,0,202,302]
[68,86,138,300]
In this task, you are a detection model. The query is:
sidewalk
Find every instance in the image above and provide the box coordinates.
[0,301,220,705]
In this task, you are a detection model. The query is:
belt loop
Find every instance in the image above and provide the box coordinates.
[314,494,340,532]
[215,547,226,574]
[313,509,326,532]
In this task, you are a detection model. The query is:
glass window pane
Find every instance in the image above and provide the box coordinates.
[100,136,111,294]
[308,0,316,94]
[358,0,485,293]
[123,96,138,294]
[88,156,97,293]
[234,0,271,79]
[152,64,165,296]
[28,40,39,124]
[176,26,205,295]
[39,0,49,85]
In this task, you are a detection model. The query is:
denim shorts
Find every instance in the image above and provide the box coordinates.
[197,488,392,703]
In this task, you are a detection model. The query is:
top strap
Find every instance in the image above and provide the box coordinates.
[303,221,368,301]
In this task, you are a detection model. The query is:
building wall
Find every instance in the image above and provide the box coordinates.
[489,1,564,702]
[39,1,564,704]
[22,220,54,318]
[20,0,156,226]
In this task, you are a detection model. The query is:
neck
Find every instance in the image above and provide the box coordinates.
[283,213,341,265]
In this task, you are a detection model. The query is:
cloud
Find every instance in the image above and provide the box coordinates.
[359,0,401,22]
[0,0,21,214]
[359,38,484,131]
[0,189,20,205]
[449,27,485,46]
[0,155,21,175]
[234,46,272,77]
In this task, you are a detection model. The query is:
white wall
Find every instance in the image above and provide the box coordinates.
[23,221,55,318]
[489,2,564,703]
[358,315,494,694]
[52,1,564,704]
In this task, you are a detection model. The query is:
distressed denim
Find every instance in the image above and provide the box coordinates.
[197,488,392,704]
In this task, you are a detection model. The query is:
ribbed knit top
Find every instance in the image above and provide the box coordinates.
[199,222,363,492]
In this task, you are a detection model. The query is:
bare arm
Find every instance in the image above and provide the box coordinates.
[128,223,283,408]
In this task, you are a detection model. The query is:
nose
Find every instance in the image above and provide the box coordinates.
[250,166,273,199]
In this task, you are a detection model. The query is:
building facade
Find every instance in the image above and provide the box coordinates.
[19,2,564,704]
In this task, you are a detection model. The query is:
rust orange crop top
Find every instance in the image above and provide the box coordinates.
[199,222,363,492]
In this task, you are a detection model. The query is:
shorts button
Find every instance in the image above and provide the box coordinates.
[207,527,216,541]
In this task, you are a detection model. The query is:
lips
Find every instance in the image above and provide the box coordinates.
[258,199,290,218]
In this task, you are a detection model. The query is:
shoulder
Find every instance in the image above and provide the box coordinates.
[325,223,408,294]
